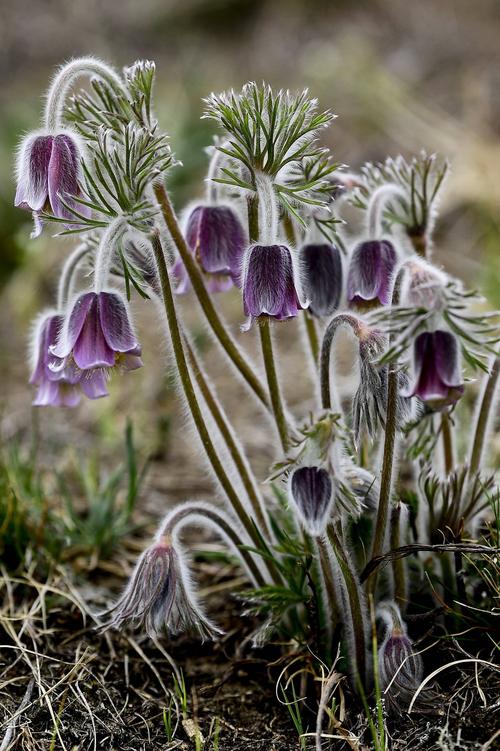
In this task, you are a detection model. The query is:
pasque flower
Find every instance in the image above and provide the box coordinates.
[405,330,464,410]
[242,244,301,326]
[347,239,397,308]
[50,291,142,372]
[289,465,334,536]
[300,242,343,317]
[378,603,423,714]
[101,538,219,639]
[30,313,109,407]
[173,204,246,293]
[15,131,89,237]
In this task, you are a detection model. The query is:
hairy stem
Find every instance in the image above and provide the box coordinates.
[183,336,271,538]
[159,501,266,587]
[320,313,363,410]
[390,503,407,610]
[149,230,276,581]
[259,319,290,452]
[327,524,367,684]
[441,411,455,477]
[469,355,500,477]
[153,181,269,408]
[93,217,126,293]
[56,243,90,309]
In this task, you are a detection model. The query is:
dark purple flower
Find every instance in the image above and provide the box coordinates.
[15,131,89,237]
[405,330,464,410]
[347,240,397,308]
[101,539,219,639]
[242,244,301,325]
[30,313,109,407]
[300,243,343,317]
[51,291,142,372]
[290,466,333,536]
[173,204,246,294]
[379,626,423,714]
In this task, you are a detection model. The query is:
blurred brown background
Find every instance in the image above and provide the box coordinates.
[1,0,499,478]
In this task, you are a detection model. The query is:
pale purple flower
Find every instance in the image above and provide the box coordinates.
[242,244,301,325]
[15,131,89,237]
[300,242,343,317]
[101,539,219,639]
[30,313,108,407]
[347,240,397,308]
[289,465,334,536]
[404,330,464,410]
[51,291,142,373]
[173,204,246,294]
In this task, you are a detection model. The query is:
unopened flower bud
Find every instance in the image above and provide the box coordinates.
[15,130,89,237]
[300,242,343,317]
[242,244,301,326]
[347,240,398,309]
[404,330,464,410]
[173,204,246,294]
[289,465,334,536]
[378,603,423,714]
[402,259,447,310]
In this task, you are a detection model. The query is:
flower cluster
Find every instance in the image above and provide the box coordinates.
[15,58,500,724]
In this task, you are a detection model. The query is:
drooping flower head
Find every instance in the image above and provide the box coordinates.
[401,259,447,311]
[242,244,302,328]
[29,313,108,407]
[290,465,334,536]
[300,242,343,317]
[101,538,219,639]
[50,291,142,373]
[173,204,246,294]
[404,330,464,410]
[15,130,89,237]
[347,240,398,309]
[378,602,424,714]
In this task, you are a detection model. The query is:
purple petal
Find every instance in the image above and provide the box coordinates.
[73,295,115,369]
[51,292,96,359]
[243,245,300,320]
[291,466,333,535]
[33,379,81,408]
[172,258,191,295]
[347,240,397,306]
[409,331,464,408]
[434,330,462,387]
[30,314,63,385]
[47,134,89,223]
[205,274,234,293]
[79,369,109,399]
[98,292,138,353]
[188,205,246,280]
[15,135,53,212]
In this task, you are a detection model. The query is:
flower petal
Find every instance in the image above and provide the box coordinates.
[50,292,96,359]
[47,134,89,223]
[98,292,139,353]
[301,243,343,317]
[73,295,115,369]
[15,134,52,212]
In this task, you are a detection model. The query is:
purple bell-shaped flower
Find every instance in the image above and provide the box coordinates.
[50,291,142,373]
[405,330,464,410]
[242,244,301,327]
[300,242,343,317]
[289,465,334,536]
[173,204,246,294]
[347,240,397,308]
[15,131,89,237]
[30,313,108,407]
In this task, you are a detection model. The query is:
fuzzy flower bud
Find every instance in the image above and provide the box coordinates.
[401,259,447,310]
[300,242,343,317]
[378,603,424,714]
[173,204,246,294]
[15,130,89,237]
[404,330,464,410]
[289,465,334,536]
[347,240,398,308]
[30,313,108,407]
[242,244,301,327]
[101,538,219,639]
[50,291,142,373]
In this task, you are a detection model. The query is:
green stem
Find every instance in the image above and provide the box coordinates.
[161,502,266,588]
[316,536,338,656]
[153,181,269,409]
[327,524,367,684]
[149,231,276,582]
[259,318,290,453]
[184,336,271,538]
[469,355,500,477]
[441,411,454,476]
[304,312,320,365]
[390,503,406,610]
